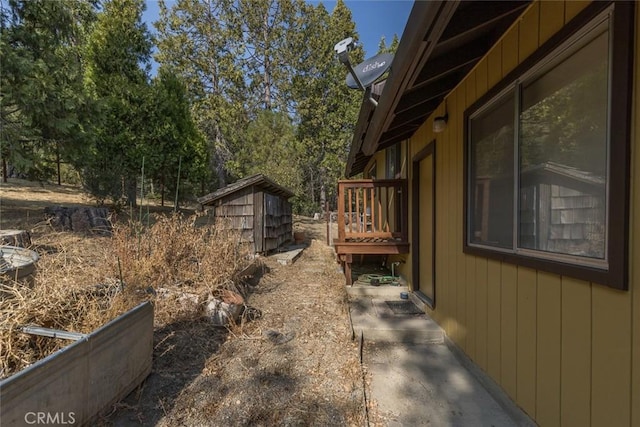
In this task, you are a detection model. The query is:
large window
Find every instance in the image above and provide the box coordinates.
[469,91,514,250]
[464,2,633,290]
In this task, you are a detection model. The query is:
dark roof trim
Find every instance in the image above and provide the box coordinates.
[345,1,457,177]
[361,0,460,158]
[345,82,385,176]
[345,0,531,177]
[198,174,294,205]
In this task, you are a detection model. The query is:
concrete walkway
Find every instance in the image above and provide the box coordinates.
[347,284,535,426]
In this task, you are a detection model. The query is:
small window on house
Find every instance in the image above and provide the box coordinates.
[386,143,401,179]
[464,3,633,289]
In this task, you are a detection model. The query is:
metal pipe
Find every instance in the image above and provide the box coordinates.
[391,261,401,278]
[22,326,85,341]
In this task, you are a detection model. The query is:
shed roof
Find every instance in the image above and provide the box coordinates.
[520,162,606,190]
[346,0,530,176]
[198,174,294,206]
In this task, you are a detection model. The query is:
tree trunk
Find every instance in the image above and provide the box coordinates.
[161,172,165,207]
[125,177,137,207]
[214,130,226,188]
[309,169,315,209]
[320,183,326,216]
[56,144,61,186]
[263,8,271,110]
[2,157,7,183]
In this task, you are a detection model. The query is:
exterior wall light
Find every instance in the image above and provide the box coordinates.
[433,113,448,133]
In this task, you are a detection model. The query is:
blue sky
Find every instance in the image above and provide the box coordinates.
[142,0,413,63]
[308,1,414,57]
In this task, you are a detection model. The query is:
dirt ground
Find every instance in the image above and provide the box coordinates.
[0,180,369,426]
[104,224,366,426]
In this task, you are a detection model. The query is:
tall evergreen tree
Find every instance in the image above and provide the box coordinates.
[290,0,363,212]
[147,68,207,206]
[154,0,363,213]
[83,0,152,204]
[235,0,296,112]
[233,109,301,193]
[0,0,97,182]
[155,0,245,189]
[377,33,399,54]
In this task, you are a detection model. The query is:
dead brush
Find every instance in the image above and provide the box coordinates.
[112,213,250,325]
[0,213,250,378]
[0,278,132,378]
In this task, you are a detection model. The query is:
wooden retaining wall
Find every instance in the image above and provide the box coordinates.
[0,302,153,426]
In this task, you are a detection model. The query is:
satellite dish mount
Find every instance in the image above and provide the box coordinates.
[334,37,393,108]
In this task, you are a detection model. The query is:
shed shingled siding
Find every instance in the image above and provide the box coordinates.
[213,187,255,248]
[210,187,292,254]
[263,192,292,252]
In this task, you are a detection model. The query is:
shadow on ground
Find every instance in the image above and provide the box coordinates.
[97,268,268,426]
[99,319,227,426]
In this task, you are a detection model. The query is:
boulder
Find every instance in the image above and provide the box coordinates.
[205,298,244,326]
[44,206,112,234]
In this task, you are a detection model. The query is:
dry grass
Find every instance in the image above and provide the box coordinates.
[0,178,95,207]
[0,213,250,378]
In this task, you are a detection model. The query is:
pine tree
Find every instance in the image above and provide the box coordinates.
[154,0,363,213]
[290,0,363,213]
[378,33,399,54]
[83,0,152,204]
[0,0,97,182]
[147,68,207,206]
[155,0,245,189]
[235,0,296,112]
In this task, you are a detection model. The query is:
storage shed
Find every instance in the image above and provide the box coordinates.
[198,174,294,254]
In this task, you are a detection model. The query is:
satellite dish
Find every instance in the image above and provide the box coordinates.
[346,52,394,89]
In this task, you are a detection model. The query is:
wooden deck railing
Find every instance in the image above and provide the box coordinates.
[336,179,408,243]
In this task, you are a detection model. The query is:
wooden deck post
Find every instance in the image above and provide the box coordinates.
[337,183,345,243]
[344,254,353,286]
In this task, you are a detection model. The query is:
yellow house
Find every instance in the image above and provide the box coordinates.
[336,1,640,425]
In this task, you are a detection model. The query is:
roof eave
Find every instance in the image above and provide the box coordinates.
[198,174,294,206]
[345,1,531,177]
[361,0,459,157]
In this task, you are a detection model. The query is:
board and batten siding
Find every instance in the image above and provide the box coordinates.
[379,1,639,425]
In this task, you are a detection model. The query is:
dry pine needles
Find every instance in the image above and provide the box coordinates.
[0,213,250,378]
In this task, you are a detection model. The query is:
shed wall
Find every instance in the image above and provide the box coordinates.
[213,187,255,251]
[212,187,292,253]
[263,192,292,252]
[374,1,639,425]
